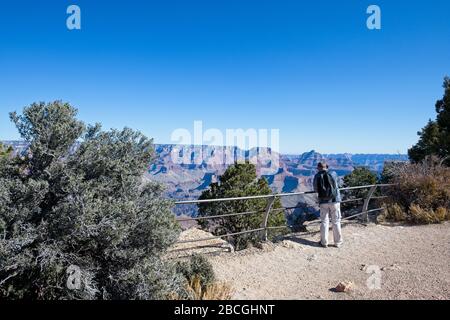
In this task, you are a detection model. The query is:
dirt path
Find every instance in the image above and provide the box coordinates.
[208,221,450,299]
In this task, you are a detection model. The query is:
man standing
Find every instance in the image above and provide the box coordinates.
[313,162,343,248]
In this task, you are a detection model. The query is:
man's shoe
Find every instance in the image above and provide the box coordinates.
[334,243,343,248]
[318,241,328,248]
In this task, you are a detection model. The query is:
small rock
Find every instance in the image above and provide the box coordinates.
[282,240,302,249]
[382,263,401,271]
[307,254,317,262]
[256,241,275,252]
[221,243,234,253]
[391,263,401,270]
[282,240,293,248]
[335,281,354,293]
[360,264,367,271]
[381,263,401,271]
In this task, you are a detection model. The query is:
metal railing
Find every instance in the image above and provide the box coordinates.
[173,183,394,245]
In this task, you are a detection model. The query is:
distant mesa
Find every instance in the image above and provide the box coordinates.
[282,176,299,193]
[145,144,407,216]
[2,141,408,217]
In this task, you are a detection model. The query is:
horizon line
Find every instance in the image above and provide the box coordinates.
[1,140,408,156]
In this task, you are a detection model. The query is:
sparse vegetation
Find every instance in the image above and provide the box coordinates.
[380,203,407,222]
[382,77,450,223]
[169,275,233,300]
[175,254,215,289]
[185,276,233,300]
[380,157,450,224]
[197,162,286,250]
[409,204,449,224]
[172,254,232,300]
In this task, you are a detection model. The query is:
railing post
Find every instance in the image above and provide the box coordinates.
[261,195,276,242]
[362,185,377,222]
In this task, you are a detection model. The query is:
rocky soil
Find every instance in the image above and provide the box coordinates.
[170,221,450,299]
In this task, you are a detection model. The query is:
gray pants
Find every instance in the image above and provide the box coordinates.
[319,202,343,246]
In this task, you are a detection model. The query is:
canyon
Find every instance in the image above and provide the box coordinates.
[3,141,408,217]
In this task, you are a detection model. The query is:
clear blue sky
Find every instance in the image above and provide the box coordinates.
[1,0,449,154]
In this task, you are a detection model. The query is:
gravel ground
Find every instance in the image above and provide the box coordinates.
[205,221,450,300]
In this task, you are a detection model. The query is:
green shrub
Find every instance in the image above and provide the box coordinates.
[0,101,186,299]
[342,167,378,212]
[198,162,286,250]
[0,142,12,159]
[176,254,215,288]
[173,254,220,300]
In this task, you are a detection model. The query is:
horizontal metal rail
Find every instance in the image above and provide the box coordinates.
[339,183,393,191]
[177,228,266,244]
[176,205,304,222]
[174,184,394,205]
[173,183,394,246]
[342,208,384,220]
[302,208,385,226]
[175,190,391,222]
[174,196,387,222]
[340,197,365,204]
[175,208,386,244]
[176,209,260,222]
[168,243,231,253]
[174,191,316,205]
